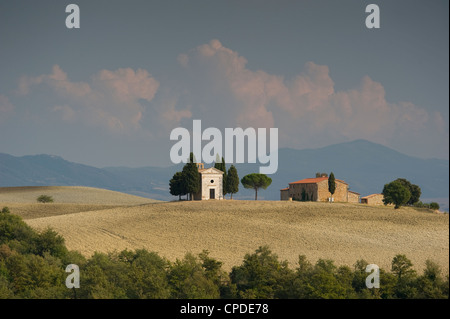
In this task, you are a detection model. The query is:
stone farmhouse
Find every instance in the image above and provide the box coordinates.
[193,163,224,200]
[361,193,384,205]
[280,176,360,203]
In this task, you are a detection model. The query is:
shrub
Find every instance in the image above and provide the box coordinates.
[168,252,221,299]
[415,260,447,298]
[125,249,171,299]
[37,195,54,203]
[0,209,38,254]
[429,202,440,211]
[34,228,69,260]
[230,246,293,299]
[414,201,440,211]
[304,259,349,299]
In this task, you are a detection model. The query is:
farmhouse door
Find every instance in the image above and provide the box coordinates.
[209,188,215,199]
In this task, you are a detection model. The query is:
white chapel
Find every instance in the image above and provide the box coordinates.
[194,163,224,200]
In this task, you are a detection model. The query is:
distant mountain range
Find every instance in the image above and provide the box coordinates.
[1,140,448,210]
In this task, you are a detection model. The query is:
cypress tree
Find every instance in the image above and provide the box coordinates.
[328,172,336,202]
[169,171,186,200]
[182,152,200,200]
[214,155,228,197]
[226,165,239,199]
[221,157,228,197]
[214,154,222,171]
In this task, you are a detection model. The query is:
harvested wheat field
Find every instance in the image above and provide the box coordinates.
[17,191,449,273]
[0,186,158,219]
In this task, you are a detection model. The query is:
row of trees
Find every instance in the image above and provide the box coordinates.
[169,153,240,200]
[169,153,201,200]
[1,207,448,299]
[169,153,273,200]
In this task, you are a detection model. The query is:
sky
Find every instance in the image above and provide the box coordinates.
[0,0,448,168]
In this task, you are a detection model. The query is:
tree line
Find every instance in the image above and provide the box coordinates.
[0,207,448,299]
[169,153,272,200]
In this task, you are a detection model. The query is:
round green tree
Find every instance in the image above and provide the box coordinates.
[394,178,421,205]
[241,173,272,200]
[382,181,411,209]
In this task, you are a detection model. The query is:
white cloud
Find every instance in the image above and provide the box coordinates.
[18,66,161,134]
[177,39,447,156]
[13,40,448,160]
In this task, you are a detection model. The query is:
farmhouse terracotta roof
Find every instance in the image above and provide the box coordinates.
[280,187,289,191]
[348,190,360,195]
[289,177,348,185]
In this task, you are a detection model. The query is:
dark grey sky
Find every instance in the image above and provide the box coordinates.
[0,0,448,167]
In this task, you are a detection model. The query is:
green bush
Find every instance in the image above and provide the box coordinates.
[0,207,38,254]
[168,252,221,299]
[34,228,69,260]
[429,202,440,210]
[230,246,292,299]
[37,195,54,203]
[123,249,171,299]
[414,201,440,211]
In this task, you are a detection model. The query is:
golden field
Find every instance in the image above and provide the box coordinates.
[1,186,448,272]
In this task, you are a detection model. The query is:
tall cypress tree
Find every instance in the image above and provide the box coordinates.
[169,171,186,200]
[214,154,222,171]
[328,172,336,202]
[226,165,239,199]
[221,157,228,197]
[214,155,228,197]
[182,152,200,200]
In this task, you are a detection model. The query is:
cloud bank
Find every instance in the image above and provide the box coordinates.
[18,65,159,133]
[177,40,446,154]
[9,39,448,163]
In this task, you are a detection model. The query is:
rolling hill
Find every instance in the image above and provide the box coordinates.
[1,139,448,210]
[0,186,158,220]
[23,199,449,272]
